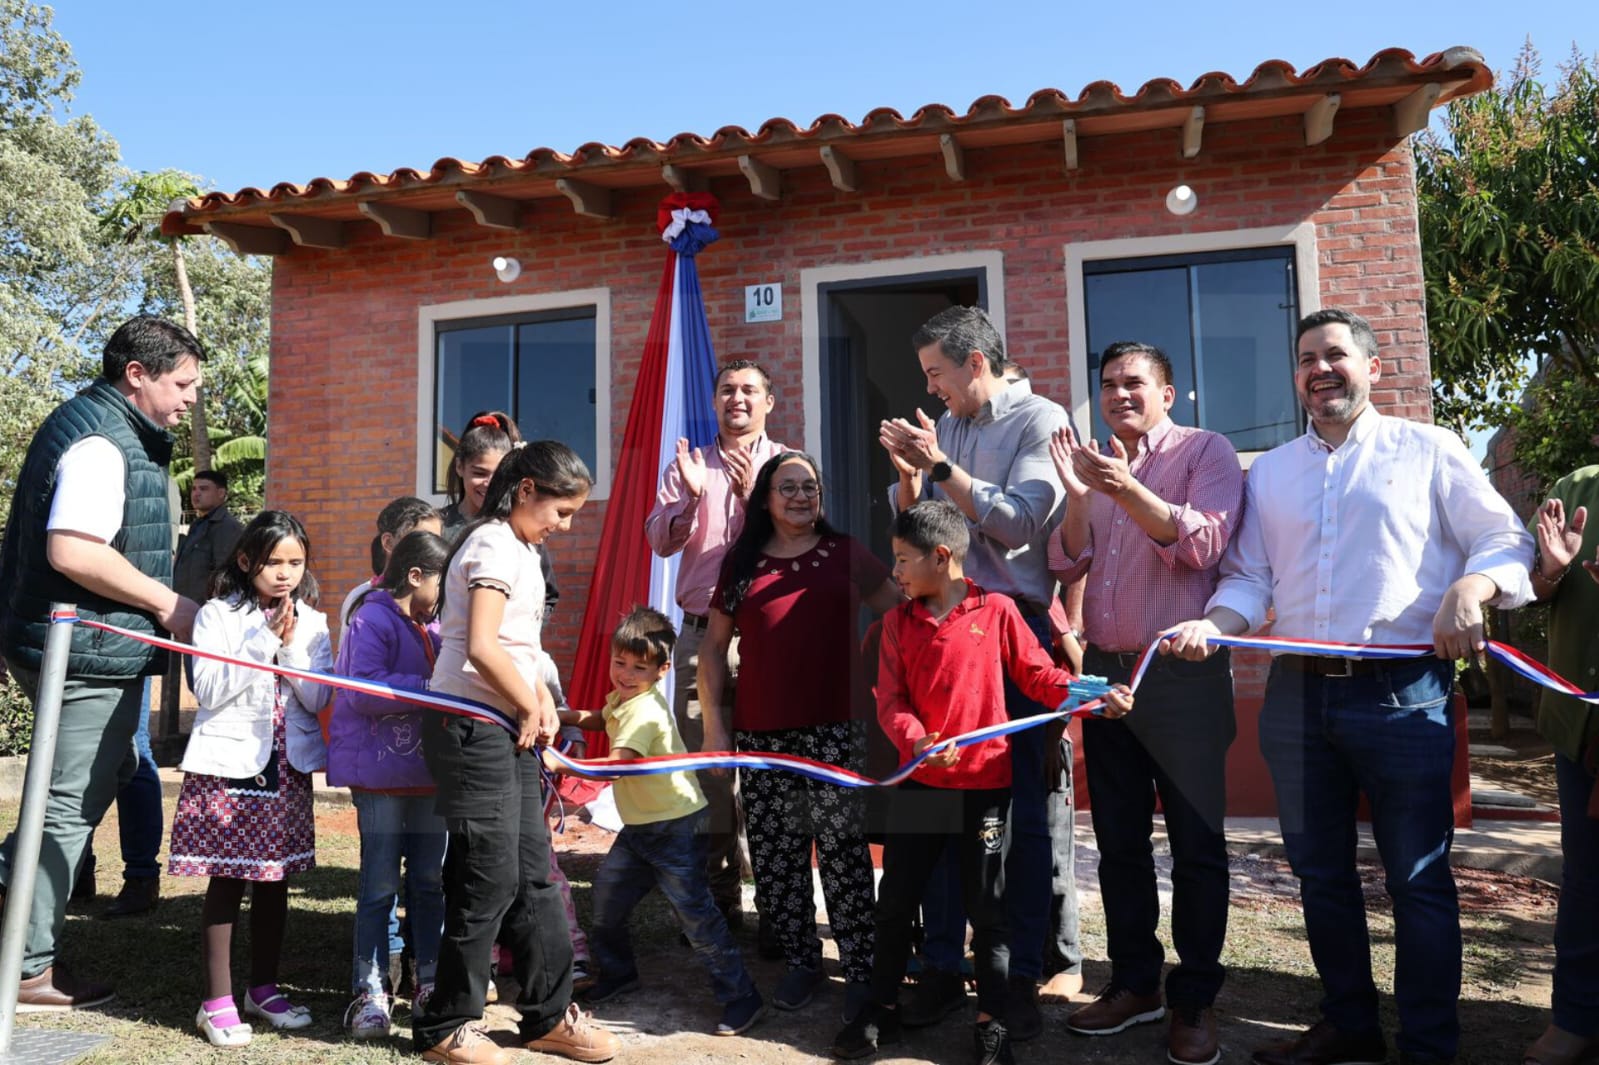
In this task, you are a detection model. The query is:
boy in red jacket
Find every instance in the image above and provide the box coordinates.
[831,501,1132,1065]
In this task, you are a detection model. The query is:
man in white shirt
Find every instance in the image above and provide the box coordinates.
[1165,309,1533,1065]
[0,316,205,1011]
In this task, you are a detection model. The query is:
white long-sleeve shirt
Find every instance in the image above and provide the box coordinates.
[1208,405,1534,648]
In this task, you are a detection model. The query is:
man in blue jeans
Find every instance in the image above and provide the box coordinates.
[1165,309,1534,1065]
[882,305,1077,1043]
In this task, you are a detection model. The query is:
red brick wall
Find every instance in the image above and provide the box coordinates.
[268,110,1429,809]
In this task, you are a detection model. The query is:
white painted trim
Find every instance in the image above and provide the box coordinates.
[799,250,1006,456]
[1064,222,1318,466]
[415,288,613,503]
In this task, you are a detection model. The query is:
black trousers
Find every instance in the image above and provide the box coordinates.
[415,713,573,1049]
[871,783,1011,1019]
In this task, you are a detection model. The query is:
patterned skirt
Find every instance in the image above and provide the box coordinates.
[168,682,316,882]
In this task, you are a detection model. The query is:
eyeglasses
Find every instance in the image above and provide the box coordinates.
[773,481,821,499]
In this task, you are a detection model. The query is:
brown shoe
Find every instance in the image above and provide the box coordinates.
[1251,1020,1386,1065]
[1067,983,1164,1036]
[1169,1006,1220,1065]
[526,1002,620,1063]
[15,964,114,1013]
[1039,971,1084,1002]
[422,1022,515,1065]
[1523,1024,1598,1065]
[102,876,160,919]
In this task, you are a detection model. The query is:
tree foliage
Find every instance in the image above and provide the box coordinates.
[1416,44,1599,465]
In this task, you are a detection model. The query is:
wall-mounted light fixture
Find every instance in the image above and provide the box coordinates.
[1165,185,1198,216]
[493,256,522,283]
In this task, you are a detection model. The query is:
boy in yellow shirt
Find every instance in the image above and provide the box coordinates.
[553,606,765,1036]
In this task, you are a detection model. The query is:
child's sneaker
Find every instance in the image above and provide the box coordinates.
[413,983,434,1018]
[571,959,597,994]
[715,988,766,1036]
[343,991,392,1039]
[773,961,825,1010]
[973,1018,1014,1065]
[830,1003,902,1059]
[580,969,641,1005]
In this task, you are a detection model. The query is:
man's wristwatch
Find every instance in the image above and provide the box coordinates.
[929,460,953,484]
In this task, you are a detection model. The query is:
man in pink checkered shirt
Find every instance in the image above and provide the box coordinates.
[1046,341,1243,1065]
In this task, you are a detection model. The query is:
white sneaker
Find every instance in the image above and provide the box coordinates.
[344,991,392,1038]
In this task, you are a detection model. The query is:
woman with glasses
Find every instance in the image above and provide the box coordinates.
[698,452,903,1025]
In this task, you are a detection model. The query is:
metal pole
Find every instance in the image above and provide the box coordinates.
[0,603,76,1053]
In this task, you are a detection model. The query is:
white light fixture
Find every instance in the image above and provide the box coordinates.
[1165,184,1197,216]
[493,256,521,283]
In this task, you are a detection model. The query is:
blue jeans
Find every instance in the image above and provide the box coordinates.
[591,808,754,1004]
[115,680,163,879]
[1554,751,1599,1037]
[1002,611,1080,981]
[1259,658,1459,1061]
[352,791,447,995]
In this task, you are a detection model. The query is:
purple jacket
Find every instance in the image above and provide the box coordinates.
[327,588,440,793]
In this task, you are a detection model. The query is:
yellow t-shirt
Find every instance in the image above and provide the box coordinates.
[604,688,706,826]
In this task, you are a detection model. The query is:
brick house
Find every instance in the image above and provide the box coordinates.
[162,46,1490,814]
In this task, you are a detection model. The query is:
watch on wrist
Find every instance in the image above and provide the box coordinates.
[929,460,953,484]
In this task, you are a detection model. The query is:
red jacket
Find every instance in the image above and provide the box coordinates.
[877,580,1076,790]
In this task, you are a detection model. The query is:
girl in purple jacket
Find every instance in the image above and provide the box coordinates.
[328,530,450,1038]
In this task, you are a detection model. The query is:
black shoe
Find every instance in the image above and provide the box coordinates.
[101,877,159,919]
[1005,974,1042,1042]
[716,988,766,1036]
[69,853,95,904]
[831,1005,902,1059]
[581,970,641,1005]
[974,1018,1014,1065]
[902,968,967,1028]
[757,915,782,961]
[1251,1020,1388,1065]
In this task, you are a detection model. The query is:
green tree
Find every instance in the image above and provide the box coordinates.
[1416,43,1599,486]
[0,0,136,524]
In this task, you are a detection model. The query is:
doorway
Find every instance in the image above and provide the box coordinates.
[818,269,988,562]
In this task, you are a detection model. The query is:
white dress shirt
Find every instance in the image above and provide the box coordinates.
[1208,405,1534,648]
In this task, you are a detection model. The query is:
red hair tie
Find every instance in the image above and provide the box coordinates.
[469,415,501,430]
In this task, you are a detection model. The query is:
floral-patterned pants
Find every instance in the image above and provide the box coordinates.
[736,720,875,984]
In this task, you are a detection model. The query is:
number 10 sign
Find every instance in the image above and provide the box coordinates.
[744,283,782,323]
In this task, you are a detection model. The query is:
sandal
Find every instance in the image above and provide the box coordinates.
[196,1003,252,1047]
[243,987,313,1030]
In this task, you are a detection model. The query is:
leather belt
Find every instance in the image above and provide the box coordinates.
[1277,654,1383,678]
[681,612,709,633]
[1085,647,1142,671]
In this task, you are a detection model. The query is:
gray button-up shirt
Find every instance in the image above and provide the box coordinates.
[888,380,1070,608]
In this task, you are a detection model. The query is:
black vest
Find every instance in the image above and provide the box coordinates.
[0,379,175,678]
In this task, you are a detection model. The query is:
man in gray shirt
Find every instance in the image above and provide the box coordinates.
[881,305,1078,1046]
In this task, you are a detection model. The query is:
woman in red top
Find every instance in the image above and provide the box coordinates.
[700,452,902,1019]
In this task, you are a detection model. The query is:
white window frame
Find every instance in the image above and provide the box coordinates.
[1064,223,1319,465]
[415,288,613,503]
[800,250,1006,456]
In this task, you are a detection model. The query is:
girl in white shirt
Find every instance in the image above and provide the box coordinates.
[169,510,332,1047]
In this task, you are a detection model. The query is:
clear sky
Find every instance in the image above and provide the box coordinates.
[52,0,1599,197]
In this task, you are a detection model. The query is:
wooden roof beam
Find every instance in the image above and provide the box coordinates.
[1181,106,1205,159]
[1062,119,1079,171]
[455,190,525,230]
[661,165,707,193]
[358,201,433,239]
[940,134,965,182]
[205,222,289,256]
[555,178,614,219]
[819,146,858,193]
[1394,82,1442,137]
[1304,94,1341,146]
[738,155,781,201]
[269,212,347,249]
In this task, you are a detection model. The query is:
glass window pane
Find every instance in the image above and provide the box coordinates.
[1192,257,1299,451]
[435,325,514,493]
[515,315,598,480]
[1083,268,1196,442]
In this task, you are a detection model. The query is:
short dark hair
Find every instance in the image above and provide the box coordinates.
[611,605,676,667]
[715,359,773,395]
[102,316,205,382]
[377,496,439,536]
[1296,308,1379,361]
[911,306,1005,377]
[891,500,970,562]
[193,469,229,491]
[1099,342,1174,387]
[1001,362,1029,382]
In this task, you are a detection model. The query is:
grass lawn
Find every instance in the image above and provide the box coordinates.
[0,796,1564,1064]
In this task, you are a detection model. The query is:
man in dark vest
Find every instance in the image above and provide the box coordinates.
[0,316,205,1011]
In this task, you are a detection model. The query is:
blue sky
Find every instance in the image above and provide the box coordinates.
[54,0,1598,197]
